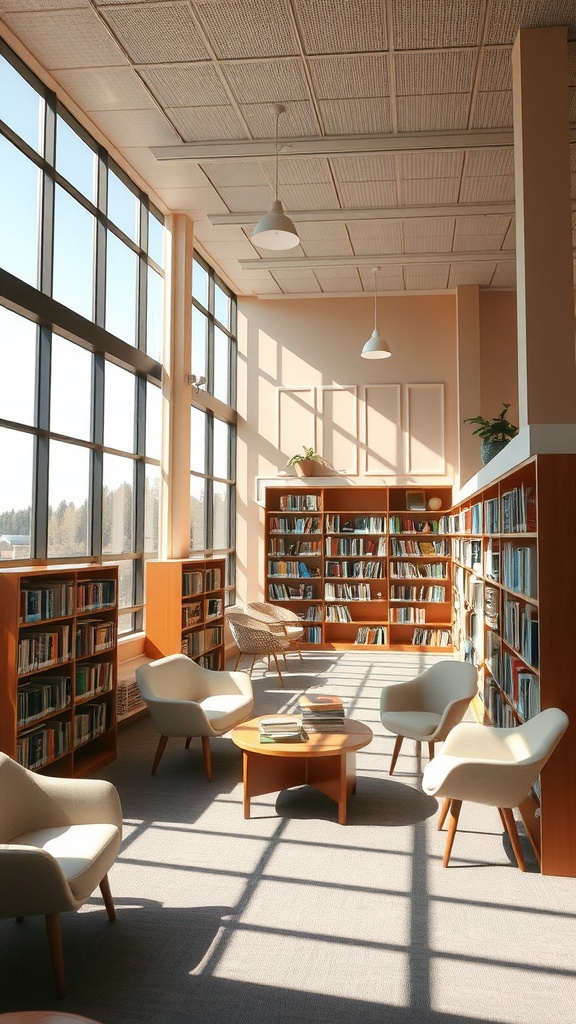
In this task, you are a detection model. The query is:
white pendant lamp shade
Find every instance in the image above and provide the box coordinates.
[361,267,391,359]
[252,105,299,251]
[252,199,300,250]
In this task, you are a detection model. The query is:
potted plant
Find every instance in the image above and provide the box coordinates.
[286,446,323,477]
[463,403,518,465]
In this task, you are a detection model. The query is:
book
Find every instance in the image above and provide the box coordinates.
[299,692,343,711]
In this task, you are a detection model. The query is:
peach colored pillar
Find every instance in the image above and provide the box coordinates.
[455,285,482,487]
[512,27,576,427]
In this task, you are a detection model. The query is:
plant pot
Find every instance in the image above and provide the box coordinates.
[481,439,508,465]
[295,459,319,477]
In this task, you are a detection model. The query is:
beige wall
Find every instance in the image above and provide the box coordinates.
[479,290,519,429]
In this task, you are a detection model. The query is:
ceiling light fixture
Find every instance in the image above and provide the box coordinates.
[252,104,299,251]
[361,267,391,359]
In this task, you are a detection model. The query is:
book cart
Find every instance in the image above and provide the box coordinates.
[0,563,118,777]
[144,557,226,669]
[450,454,576,876]
[264,485,453,652]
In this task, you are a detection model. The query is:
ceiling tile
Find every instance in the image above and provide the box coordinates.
[459,175,515,203]
[222,58,309,103]
[449,262,497,286]
[491,262,517,288]
[281,181,340,210]
[331,154,397,183]
[93,108,181,147]
[338,180,399,208]
[391,0,484,48]
[400,151,465,179]
[319,97,392,134]
[194,0,299,59]
[3,8,125,68]
[120,147,209,188]
[168,105,249,142]
[300,239,354,257]
[397,93,469,132]
[54,66,153,111]
[101,2,210,64]
[140,64,229,108]
[240,101,319,138]
[348,221,403,254]
[485,0,576,45]
[294,0,388,54]
[452,234,508,252]
[472,90,513,129]
[395,49,476,95]
[464,148,514,177]
[400,177,460,204]
[478,46,513,91]
[308,54,390,98]
[404,263,450,290]
[152,186,228,214]
[217,184,274,212]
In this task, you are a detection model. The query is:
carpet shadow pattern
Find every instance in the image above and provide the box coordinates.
[1,651,575,1024]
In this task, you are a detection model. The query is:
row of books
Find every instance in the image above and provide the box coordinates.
[300,692,346,733]
[17,675,70,727]
[20,582,74,623]
[411,627,452,646]
[182,601,202,627]
[390,607,426,623]
[390,560,448,579]
[324,582,372,600]
[388,517,441,534]
[268,583,315,600]
[390,538,449,556]
[268,539,321,555]
[74,702,107,746]
[354,625,387,644]
[76,660,114,697]
[205,568,221,591]
[325,559,384,578]
[502,599,539,667]
[198,651,221,670]
[389,584,446,601]
[267,560,320,577]
[76,579,117,611]
[17,719,70,770]
[502,542,537,598]
[75,619,115,657]
[182,571,203,596]
[325,603,352,622]
[278,494,321,511]
[324,515,385,533]
[325,536,386,556]
[268,516,320,534]
[17,625,72,674]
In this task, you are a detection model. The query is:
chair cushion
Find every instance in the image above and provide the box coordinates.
[13,823,121,903]
[380,710,441,740]
[200,694,252,733]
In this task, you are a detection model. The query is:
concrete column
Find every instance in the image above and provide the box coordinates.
[512,27,576,427]
[161,213,193,559]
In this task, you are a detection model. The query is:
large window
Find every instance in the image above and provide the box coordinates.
[0,42,164,635]
[191,256,237,602]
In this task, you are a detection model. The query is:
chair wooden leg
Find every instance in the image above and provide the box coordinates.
[389,734,404,775]
[437,797,451,831]
[500,806,526,871]
[428,741,435,761]
[234,651,242,670]
[151,735,168,775]
[250,656,256,676]
[99,874,116,922]
[272,654,284,686]
[202,735,212,781]
[296,642,303,661]
[185,737,192,749]
[45,912,65,999]
[442,798,462,867]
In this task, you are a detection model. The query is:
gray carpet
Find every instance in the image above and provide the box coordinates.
[1,651,575,1023]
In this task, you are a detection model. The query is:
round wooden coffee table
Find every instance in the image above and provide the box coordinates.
[232,716,373,824]
[0,1015,102,1024]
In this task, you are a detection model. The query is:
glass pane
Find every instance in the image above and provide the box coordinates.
[215,283,231,329]
[116,559,134,611]
[102,453,134,554]
[145,464,160,554]
[145,382,162,461]
[53,185,95,320]
[213,327,230,404]
[0,136,41,287]
[190,475,206,552]
[192,259,208,307]
[0,307,36,425]
[118,611,135,636]
[0,427,33,559]
[105,232,138,346]
[147,265,163,362]
[0,55,44,154]
[50,335,92,440]
[213,481,229,549]
[104,361,135,452]
[47,440,90,557]
[192,306,207,381]
[148,211,164,267]
[108,168,139,243]
[55,115,97,202]
[190,407,206,474]
[213,418,229,480]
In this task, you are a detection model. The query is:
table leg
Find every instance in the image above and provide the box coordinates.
[242,751,251,818]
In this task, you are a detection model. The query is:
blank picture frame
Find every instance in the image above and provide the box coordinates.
[406,490,426,511]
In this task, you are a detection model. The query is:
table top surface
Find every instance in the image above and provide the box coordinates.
[0,1014,102,1024]
[231,715,373,757]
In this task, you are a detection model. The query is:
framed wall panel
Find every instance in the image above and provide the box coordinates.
[406,383,445,475]
[364,384,402,475]
[318,385,358,475]
[277,387,316,463]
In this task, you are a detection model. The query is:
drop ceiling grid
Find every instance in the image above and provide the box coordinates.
[215,185,274,213]
[193,0,300,59]
[448,262,497,286]
[394,49,478,95]
[484,0,576,45]
[293,0,388,54]
[491,263,517,287]
[396,93,470,132]
[404,263,451,290]
[53,66,154,111]
[400,151,465,179]
[278,158,333,185]
[239,100,319,138]
[390,0,484,49]
[280,181,341,210]
[168,104,248,142]
[2,7,124,68]
[307,54,390,98]
[221,58,310,103]
[202,161,270,188]
[464,148,515,177]
[338,180,399,208]
[459,175,515,203]
[101,2,210,64]
[319,98,393,135]
[478,46,513,90]
[452,234,508,253]
[455,214,512,236]
[139,64,231,108]
[347,220,404,250]
[400,177,461,205]
[330,154,397,183]
[374,265,406,291]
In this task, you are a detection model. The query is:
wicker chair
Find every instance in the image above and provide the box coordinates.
[246,601,305,660]
[226,611,290,686]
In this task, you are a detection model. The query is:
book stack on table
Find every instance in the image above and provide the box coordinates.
[299,693,346,733]
[258,715,305,743]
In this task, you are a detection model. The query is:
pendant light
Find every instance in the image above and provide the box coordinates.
[252,104,299,251]
[361,267,391,359]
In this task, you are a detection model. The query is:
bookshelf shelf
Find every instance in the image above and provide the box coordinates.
[451,453,576,876]
[0,564,118,777]
[264,485,453,652]
[144,558,226,670]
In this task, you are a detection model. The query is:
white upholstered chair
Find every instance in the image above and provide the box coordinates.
[226,611,290,686]
[380,660,478,774]
[136,653,254,779]
[247,601,305,659]
[422,707,569,870]
[0,752,123,998]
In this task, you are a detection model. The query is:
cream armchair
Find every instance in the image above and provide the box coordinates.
[422,707,569,870]
[380,660,478,774]
[136,653,254,779]
[0,752,123,998]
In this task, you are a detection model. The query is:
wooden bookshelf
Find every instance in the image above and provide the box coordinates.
[451,454,576,876]
[0,563,118,777]
[264,485,453,652]
[144,558,226,669]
